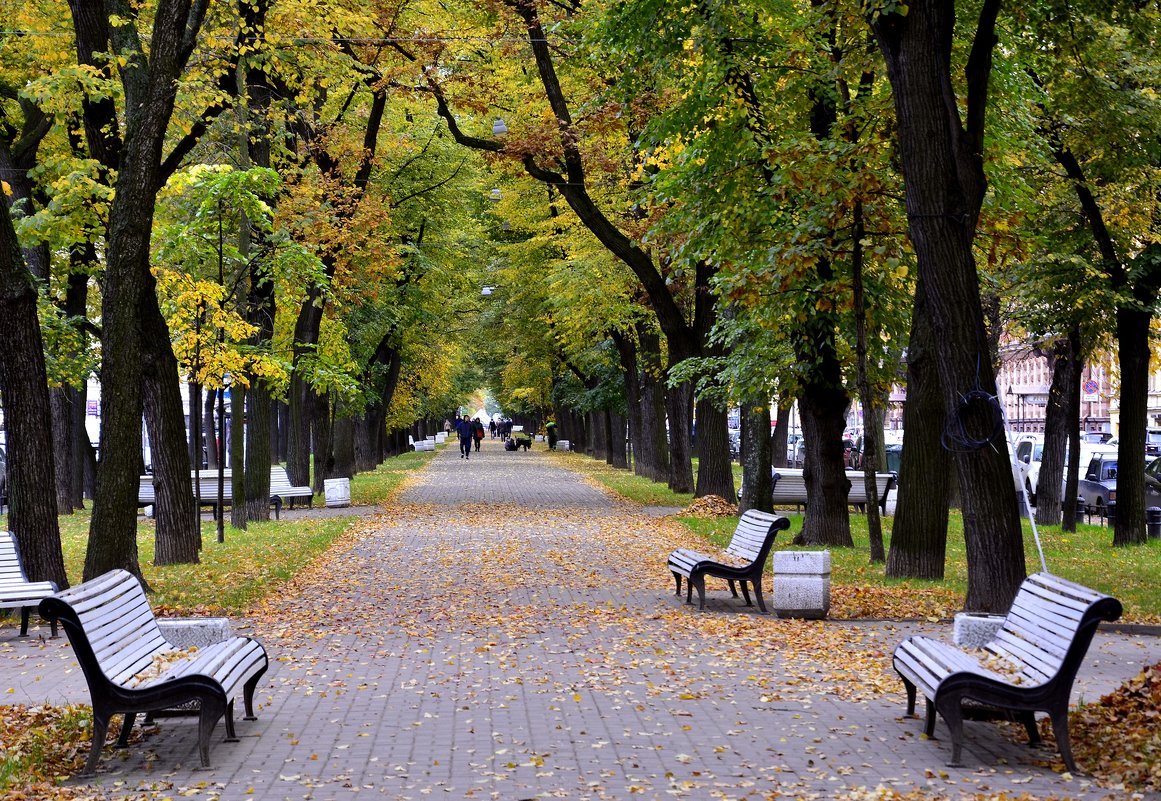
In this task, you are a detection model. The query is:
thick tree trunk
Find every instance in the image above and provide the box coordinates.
[142,300,200,565]
[636,327,670,482]
[797,385,853,547]
[693,398,735,500]
[203,390,220,470]
[589,409,608,460]
[312,390,333,495]
[739,399,773,514]
[872,1,1025,611]
[1114,307,1150,545]
[1035,340,1077,527]
[611,331,642,473]
[770,392,792,469]
[230,385,247,529]
[608,412,628,468]
[1061,331,1083,535]
[333,414,356,478]
[51,388,75,515]
[0,206,67,588]
[665,377,695,494]
[887,270,950,579]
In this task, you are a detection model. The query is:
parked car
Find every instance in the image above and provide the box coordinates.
[1147,428,1161,457]
[1077,454,1119,515]
[1013,435,1115,506]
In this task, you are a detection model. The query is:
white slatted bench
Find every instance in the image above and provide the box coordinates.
[269,466,313,518]
[892,572,1122,772]
[39,569,269,775]
[769,468,896,514]
[667,510,791,613]
[1,531,58,636]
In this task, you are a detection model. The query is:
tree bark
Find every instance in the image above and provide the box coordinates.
[1035,340,1076,527]
[50,389,76,515]
[887,274,950,579]
[0,191,67,589]
[333,414,356,478]
[611,331,642,473]
[636,327,670,482]
[1061,330,1083,535]
[608,412,628,468]
[142,295,199,565]
[770,391,792,469]
[739,399,773,514]
[694,398,735,500]
[311,389,334,495]
[1114,307,1150,545]
[665,377,695,494]
[872,0,1026,611]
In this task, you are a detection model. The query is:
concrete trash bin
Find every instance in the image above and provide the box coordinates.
[772,550,830,619]
[324,478,351,508]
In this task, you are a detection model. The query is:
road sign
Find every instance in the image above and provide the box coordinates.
[1083,379,1098,395]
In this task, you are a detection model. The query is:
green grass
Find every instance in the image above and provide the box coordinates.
[571,456,1161,620]
[1,450,435,615]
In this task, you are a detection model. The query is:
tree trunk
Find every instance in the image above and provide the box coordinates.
[312,389,333,495]
[203,390,219,469]
[797,384,853,547]
[0,203,67,588]
[590,408,608,461]
[50,388,75,515]
[230,384,248,529]
[333,414,356,478]
[608,412,628,468]
[665,377,695,494]
[739,399,773,514]
[887,271,950,579]
[636,327,670,482]
[65,269,90,508]
[1114,307,1150,545]
[1061,330,1083,535]
[611,331,642,472]
[872,1,1026,611]
[693,398,735,499]
[1035,340,1076,527]
[770,391,792,469]
[142,294,200,565]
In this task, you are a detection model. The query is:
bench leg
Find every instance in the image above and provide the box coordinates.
[751,580,768,614]
[1048,704,1078,774]
[738,581,753,607]
[19,607,30,636]
[81,709,112,776]
[935,697,965,766]
[901,678,917,717]
[196,697,227,768]
[1021,711,1041,746]
[672,572,683,597]
[116,712,136,747]
[692,576,707,611]
[224,700,239,742]
[243,666,267,721]
[727,579,739,599]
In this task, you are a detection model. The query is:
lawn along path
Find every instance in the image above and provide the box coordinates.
[2,438,1159,801]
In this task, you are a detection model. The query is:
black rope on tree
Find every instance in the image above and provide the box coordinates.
[941,389,1007,453]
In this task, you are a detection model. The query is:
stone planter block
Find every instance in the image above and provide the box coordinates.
[773,551,831,619]
[157,617,233,649]
[953,613,1005,648]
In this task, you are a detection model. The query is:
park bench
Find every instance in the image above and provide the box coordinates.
[667,510,791,613]
[38,569,268,775]
[138,466,313,518]
[769,468,896,514]
[269,466,313,518]
[1,531,58,636]
[892,572,1122,773]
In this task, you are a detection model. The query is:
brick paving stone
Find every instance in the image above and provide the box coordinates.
[1,437,1158,801]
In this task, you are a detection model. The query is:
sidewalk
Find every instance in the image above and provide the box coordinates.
[3,438,1158,800]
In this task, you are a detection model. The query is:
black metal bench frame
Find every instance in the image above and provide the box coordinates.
[40,569,269,775]
[667,510,791,613]
[892,572,1122,773]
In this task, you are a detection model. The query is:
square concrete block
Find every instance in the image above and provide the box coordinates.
[773,551,831,619]
[953,612,1006,648]
[157,617,234,649]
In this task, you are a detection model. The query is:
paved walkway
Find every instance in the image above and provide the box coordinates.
[2,438,1158,800]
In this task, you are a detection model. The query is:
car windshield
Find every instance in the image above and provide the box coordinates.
[1100,460,1118,481]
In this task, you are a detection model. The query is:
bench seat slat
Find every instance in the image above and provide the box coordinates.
[0,532,59,635]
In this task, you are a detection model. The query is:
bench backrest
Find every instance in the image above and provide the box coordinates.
[39,569,169,688]
[723,510,792,566]
[1,531,31,583]
[989,572,1122,687]
[771,468,894,507]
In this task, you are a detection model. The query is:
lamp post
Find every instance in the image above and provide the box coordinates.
[492,118,508,136]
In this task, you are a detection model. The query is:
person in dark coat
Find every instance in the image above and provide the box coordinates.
[473,418,486,451]
[455,414,474,459]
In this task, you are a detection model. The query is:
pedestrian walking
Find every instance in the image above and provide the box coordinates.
[546,420,558,450]
[473,418,486,452]
[489,419,497,438]
[456,414,474,459]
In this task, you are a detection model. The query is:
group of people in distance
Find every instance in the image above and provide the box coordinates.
[446,415,521,459]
